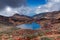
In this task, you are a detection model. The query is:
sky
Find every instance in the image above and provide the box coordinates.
[27,0,46,7]
[0,0,48,16]
[35,0,60,14]
[0,0,60,16]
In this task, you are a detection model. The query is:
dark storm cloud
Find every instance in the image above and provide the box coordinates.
[0,0,26,10]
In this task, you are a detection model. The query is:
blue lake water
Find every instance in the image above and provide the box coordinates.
[17,22,41,30]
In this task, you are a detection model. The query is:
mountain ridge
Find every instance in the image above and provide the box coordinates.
[0,11,60,28]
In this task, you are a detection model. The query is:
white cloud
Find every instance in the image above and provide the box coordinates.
[0,0,60,16]
[48,0,60,2]
[17,6,32,16]
[35,0,60,14]
[0,6,32,17]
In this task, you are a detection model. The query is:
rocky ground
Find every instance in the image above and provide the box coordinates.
[0,11,60,40]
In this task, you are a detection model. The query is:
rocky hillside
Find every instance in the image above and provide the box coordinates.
[0,14,33,26]
[0,11,60,40]
[34,11,60,31]
[0,11,60,30]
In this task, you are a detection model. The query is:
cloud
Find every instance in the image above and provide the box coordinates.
[17,6,33,16]
[35,0,60,14]
[0,6,33,16]
[0,0,26,9]
[1,0,60,16]
[0,0,32,16]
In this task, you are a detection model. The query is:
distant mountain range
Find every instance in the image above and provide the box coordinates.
[0,11,60,30]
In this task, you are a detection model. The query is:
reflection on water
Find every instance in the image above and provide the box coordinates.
[16,22,41,30]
